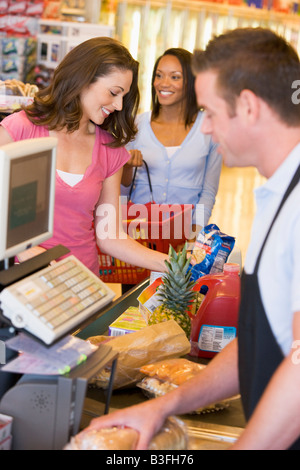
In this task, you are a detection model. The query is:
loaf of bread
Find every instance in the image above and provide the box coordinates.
[65,426,139,450]
[140,358,205,385]
[64,417,188,451]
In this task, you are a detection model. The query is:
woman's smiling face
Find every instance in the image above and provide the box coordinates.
[153,55,185,107]
[80,68,133,125]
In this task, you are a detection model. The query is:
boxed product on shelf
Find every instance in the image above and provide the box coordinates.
[0,93,34,110]
[37,19,115,68]
[0,36,37,83]
[0,14,40,36]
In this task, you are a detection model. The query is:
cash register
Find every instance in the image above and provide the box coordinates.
[0,138,118,449]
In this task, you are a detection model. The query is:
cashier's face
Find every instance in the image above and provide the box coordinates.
[80,68,133,125]
[195,70,254,168]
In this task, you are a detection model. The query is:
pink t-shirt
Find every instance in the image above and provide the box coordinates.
[1,111,130,275]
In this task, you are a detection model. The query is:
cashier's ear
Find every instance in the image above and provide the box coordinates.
[236,89,260,125]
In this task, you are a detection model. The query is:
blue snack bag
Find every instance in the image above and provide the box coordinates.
[189,224,235,281]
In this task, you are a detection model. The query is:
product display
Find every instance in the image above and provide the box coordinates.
[0,78,38,112]
[64,417,188,450]
[0,78,38,97]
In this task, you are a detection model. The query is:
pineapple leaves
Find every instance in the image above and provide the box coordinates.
[159,242,197,309]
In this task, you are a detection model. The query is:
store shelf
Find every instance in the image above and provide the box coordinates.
[114,0,300,112]
[115,0,300,25]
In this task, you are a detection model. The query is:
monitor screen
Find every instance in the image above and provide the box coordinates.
[0,137,57,261]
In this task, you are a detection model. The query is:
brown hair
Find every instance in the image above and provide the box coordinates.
[151,48,198,127]
[24,37,140,147]
[192,27,300,126]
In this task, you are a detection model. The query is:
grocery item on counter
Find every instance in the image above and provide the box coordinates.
[108,306,147,336]
[137,358,235,414]
[138,277,164,323]
[148,243,201,338]
[189,224,235,281]
[189,263,241,359]
[139,225,234,341]
[140,357,205,385]
[64,417,188,450]
[87,320,191,390]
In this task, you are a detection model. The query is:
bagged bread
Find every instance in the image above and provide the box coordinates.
[64,417,188,450]
[138,358,232,414]
[88,320,191,390]
[65,426,139,450]
[140,358,205,385]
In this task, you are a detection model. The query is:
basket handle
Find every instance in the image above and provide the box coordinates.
[128,159,154,203]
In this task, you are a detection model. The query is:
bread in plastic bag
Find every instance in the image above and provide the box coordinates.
[64,417,188,450]
[64,426,139,450]
[138,358,231,414]
[140,358,205,385]
[87,320,191,390]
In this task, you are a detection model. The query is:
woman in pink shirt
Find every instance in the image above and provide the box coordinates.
[0,37,167,276]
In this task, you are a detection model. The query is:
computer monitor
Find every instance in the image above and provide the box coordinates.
[0,137,57,262]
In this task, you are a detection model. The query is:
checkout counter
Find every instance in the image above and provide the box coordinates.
[75,279,246,451]
[0,278,245,450]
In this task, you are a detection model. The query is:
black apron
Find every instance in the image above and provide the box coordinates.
[238,164,300,450]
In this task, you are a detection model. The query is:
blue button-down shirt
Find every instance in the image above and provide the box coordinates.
[122,111,222,227]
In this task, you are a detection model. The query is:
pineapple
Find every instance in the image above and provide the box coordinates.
[149,243,197,338]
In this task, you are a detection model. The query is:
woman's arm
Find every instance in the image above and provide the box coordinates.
[0,126,14,145]
[95,168,167,272]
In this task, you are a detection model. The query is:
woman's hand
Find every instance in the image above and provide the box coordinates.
[121,149,143,186]
[126,149,143,167]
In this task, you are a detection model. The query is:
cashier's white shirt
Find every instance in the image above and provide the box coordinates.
[244,144,300,357]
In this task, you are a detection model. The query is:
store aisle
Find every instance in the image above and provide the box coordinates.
[210,165,266,263]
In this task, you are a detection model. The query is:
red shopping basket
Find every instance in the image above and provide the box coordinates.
[97,202,193,284]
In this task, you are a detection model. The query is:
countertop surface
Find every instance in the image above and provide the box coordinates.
[81,383,246,450]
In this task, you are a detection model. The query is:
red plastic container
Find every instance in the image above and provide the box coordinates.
[189,263,241,359]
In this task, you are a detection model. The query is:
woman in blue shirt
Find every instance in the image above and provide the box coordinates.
[121,47,222,238]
